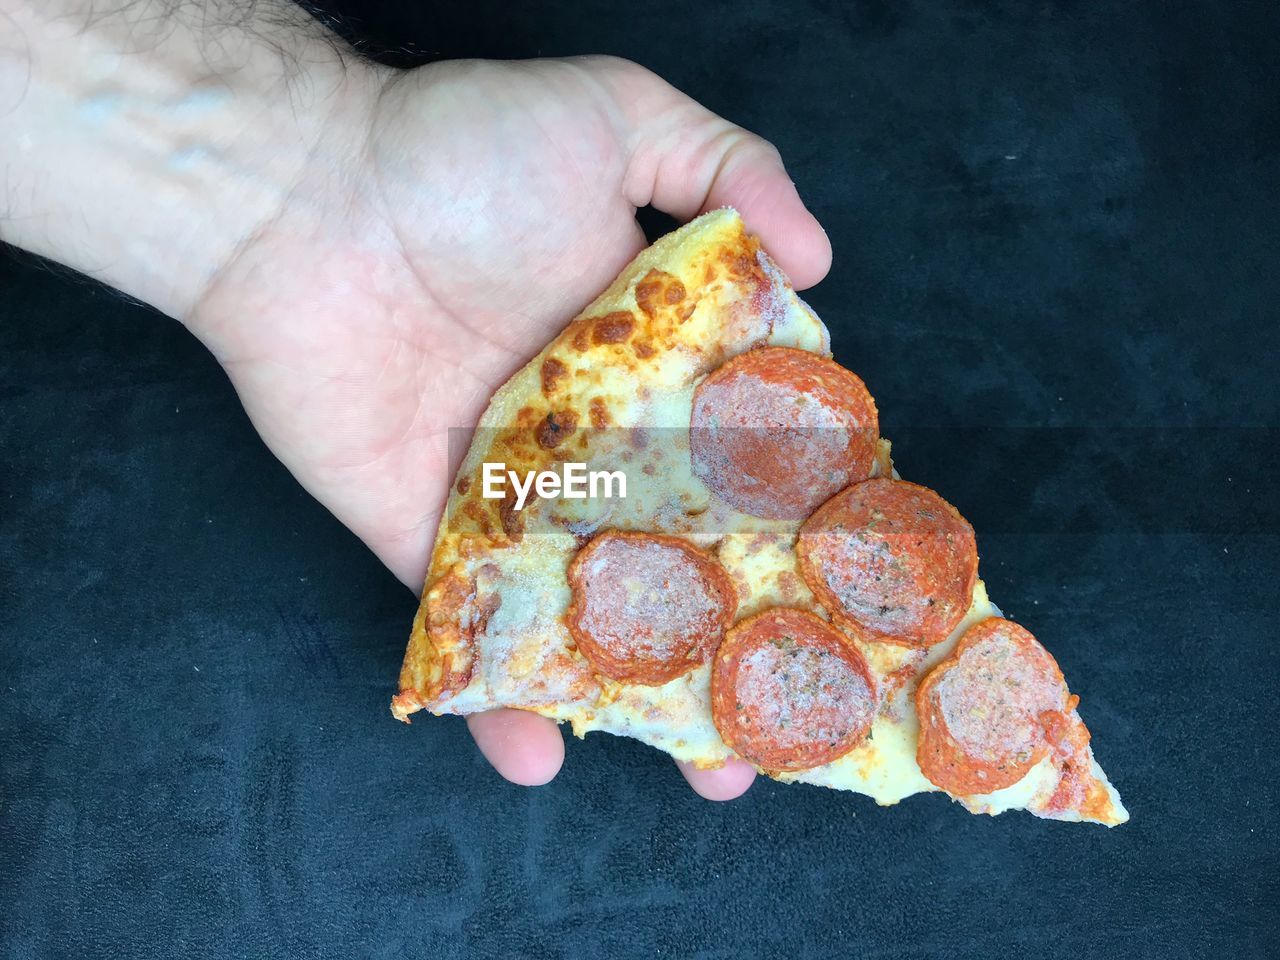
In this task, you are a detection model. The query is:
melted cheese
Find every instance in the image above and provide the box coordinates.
[400,209,1127,826]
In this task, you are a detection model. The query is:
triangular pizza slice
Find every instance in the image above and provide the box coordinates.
[393,209,1127,826]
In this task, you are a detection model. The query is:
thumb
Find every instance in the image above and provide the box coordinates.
[590,57,833,290]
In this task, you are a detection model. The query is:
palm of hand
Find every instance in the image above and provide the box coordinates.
[190,56,830,797]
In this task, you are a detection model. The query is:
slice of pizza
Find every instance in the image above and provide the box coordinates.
[393,208,1128,826]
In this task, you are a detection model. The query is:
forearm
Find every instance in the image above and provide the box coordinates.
[0,0,380,319]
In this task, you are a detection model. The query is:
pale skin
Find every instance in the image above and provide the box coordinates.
[1,1,833,799]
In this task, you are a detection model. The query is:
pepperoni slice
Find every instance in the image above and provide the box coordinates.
[711,608,877,771]
[797,478,978,648]
[566,531,738,685]
[690,347,879,520]
[916,617,1071,796]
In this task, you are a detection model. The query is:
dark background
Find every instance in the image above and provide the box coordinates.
[3,1,1277,957]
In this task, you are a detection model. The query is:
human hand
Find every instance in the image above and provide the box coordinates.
[1,4,832,799]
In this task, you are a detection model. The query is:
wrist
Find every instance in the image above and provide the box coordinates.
[0,1,385,319]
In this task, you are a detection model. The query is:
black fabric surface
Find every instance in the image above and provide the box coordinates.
[2,2,1278,957]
